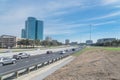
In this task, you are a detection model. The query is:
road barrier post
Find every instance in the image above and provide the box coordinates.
[59,57,61,59]
[41,63,44,67]
[26,68,30,73]
[51,60,53,63]
[35,65,38,70]
[15,72,19,78]
[0,76,2,80]
[47,61,49,65]
[48,61,50,65]
[49,60,52,64]
[52,59,55,62]
[57,58,59,60]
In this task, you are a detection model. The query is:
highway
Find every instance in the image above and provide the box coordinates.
[0,48,81,79]
[0,46,76,58]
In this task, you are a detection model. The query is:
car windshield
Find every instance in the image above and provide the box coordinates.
[19,53,23,55]
[3,57,8,60]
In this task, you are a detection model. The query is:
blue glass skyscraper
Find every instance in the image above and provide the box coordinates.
[26,17,36,40]
[36,20,43,40]
[21,17,43,40]
[21,29,26,38]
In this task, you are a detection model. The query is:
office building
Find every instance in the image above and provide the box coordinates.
[65,39,70,45]
[86,40,93,45]
[45,36,52,41]
[97,38,116,44]
[36,20,43,40]
[21,17,43,40]
[0,35,16,48]
[26,17,36,40]
[70,42,78,45]
[21,29,26,38]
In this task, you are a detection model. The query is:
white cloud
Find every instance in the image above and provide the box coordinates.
[0,0,84,24]
[45,29,75,36]
[0,0,87,38]
[44,18,118,36]
[44,0,82,10]
[101,0,120,5]
[114,5,120,8]
[93,20,116,26]
[86,11,120,21]
[44,22,87,36]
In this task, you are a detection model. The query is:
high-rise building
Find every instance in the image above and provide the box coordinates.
[26,17,36,40]
[65,39,70,45]
[36,20,43,40]
[21,17,43,40]
[86,40,93,45]
[21,29,26,38]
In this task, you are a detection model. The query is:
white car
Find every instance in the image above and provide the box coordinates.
[59,51,66,54]
[0,57,16,66]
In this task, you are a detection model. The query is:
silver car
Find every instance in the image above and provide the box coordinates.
[59,51,66,54]
[0,57,16,66]
[13,53,30,59]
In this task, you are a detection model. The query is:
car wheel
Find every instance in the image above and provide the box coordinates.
[19,57,22,59]
[28,55,30,58]
[12,61,16,64]
[0,63,3,66]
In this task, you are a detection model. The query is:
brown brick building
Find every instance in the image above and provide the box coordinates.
[0,35,16,48]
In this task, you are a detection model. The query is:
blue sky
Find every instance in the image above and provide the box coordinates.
[0,0,120,43]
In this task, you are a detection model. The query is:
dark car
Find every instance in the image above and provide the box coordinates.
[13,53,30,59]
[72,48,76,51]
[46,51,53,54]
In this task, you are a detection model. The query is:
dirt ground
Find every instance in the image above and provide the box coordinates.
[44,49,120,80]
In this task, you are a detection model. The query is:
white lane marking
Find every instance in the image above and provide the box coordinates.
[42,57,46,59]
[25,61,29,62]
[34,59,38,61]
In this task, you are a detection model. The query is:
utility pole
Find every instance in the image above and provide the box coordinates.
[90,24,92,40]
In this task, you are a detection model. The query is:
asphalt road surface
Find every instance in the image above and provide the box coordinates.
[0,48,81,77]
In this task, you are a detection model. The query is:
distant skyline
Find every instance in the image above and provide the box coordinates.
[0,0,120,43]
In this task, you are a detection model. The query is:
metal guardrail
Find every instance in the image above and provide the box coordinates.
[0,55,69,80]
[0,48,82,80]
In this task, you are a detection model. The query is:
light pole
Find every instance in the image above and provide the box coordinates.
[89,24,92,41]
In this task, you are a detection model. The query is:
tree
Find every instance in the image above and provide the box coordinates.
[34,40,41,46]
[111,40,118,47]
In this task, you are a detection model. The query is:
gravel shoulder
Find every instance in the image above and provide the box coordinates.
[44,48,120,80]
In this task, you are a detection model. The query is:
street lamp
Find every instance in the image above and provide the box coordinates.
[89,24,92,41]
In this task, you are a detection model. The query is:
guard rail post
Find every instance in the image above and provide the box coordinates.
[47,61,49,65]
[0,76,2,80]
[35,65,38,70]
[26,68,30,73]
[41,63,44,67]
[15,71,19,78]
